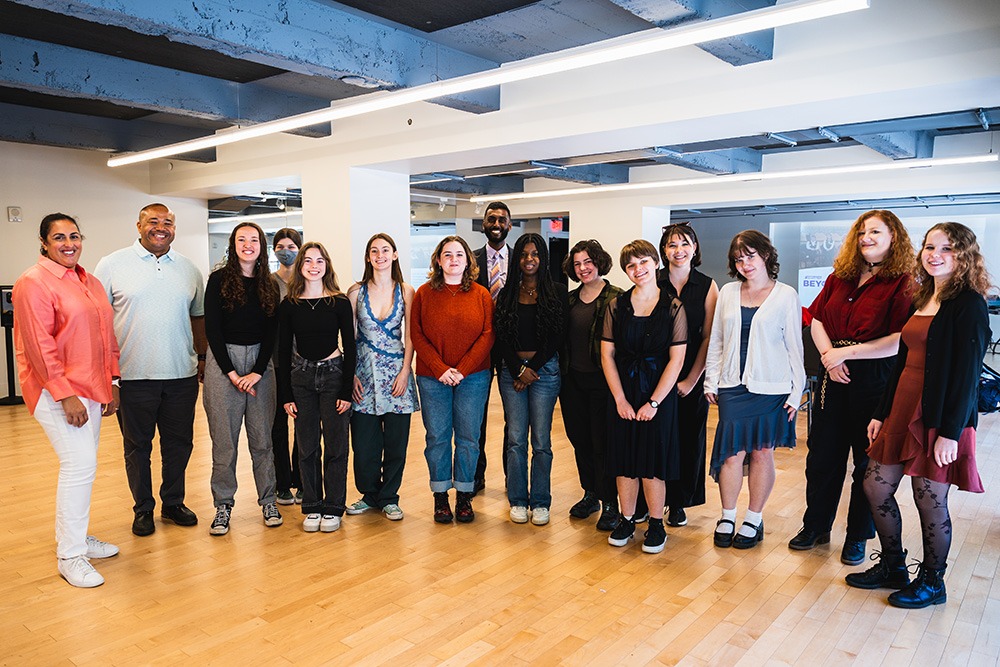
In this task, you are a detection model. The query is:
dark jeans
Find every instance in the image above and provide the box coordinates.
[272,369,301,493]
[802,358,891,540]
[117,375,199,513]
[559,368,616,505]
[666,387,708,510]
[350,411,412,507]
[291,356,351,516]
[476,364,509,486]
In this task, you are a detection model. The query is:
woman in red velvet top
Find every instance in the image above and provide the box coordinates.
[789,210,914,567]
[845,222,990,609]
[411,235,495,524]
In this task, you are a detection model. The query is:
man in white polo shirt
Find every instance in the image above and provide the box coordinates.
[94,203,207,537]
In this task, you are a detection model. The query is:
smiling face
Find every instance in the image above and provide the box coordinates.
[233,225,261,272]
[43,218,83,270]
[519,242,540,279]
[136,205,175,257]
[368,237,397,273]
[733,247,767,282]
[300,246,327,284]
[483,207,511,247]
[858,216,893,265]
[624,254,657,287]
[664,233,696,270]
[921,229,955,283]
[438,240,468,283]
[572,250,600,285]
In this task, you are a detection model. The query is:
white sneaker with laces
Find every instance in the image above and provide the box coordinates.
[85,535,119,559]
[58,555,104,588]
[531,507,550,526]
[510,506,529,524]
[383,504,404,521]
[320,515,341,532]
[303,513,322,532]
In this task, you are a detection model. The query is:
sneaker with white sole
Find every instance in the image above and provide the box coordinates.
[58,555,104,588]
[531,507,550,526]
[510,506,529,524]
[85,536,119,559]
[262,502,283,527]
[303,513,322,532]
[276,490,295,505]
[346,498,375,515]
[608,517,636,547]
[210,504,232,536]
[294,490,303,504]
[320,515,341,532]
[383,504,404,521]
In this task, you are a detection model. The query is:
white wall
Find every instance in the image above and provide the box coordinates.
[0,141,208,396]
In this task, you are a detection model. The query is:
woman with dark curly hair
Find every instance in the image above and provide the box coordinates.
[494,233,567,526]
[846,222,991,609]
[705,230,805,550]
[203,222,282,536]
[411,236,494,524]
[789,210,914,566]
[560,239,624,531]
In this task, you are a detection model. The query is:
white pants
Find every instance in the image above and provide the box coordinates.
[33,390,103,559]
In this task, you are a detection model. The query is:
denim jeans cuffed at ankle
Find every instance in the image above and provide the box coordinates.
[417,370,490,493]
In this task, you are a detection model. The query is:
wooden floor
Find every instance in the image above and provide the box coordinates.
[2,371,999,666]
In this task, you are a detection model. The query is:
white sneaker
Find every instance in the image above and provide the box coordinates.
[58,555,104,588]
[320,515,341,532]
[383,504,404,521]
[510,506,529,524]
[85,536,119,559]
[303,513,322,532]
[531,507,550,526]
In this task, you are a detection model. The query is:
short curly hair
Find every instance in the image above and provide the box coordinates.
[727,230,780,281]
[562,239,613,282]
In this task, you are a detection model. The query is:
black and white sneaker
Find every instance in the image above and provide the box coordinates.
[262,502,283,528]
[210,505,232,536]
[642,520,667,553]
[608,517,636,547]
[666,507,688,527]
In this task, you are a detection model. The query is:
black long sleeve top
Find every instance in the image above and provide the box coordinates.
[277,294,356,404]
[204,270,277,376]
[873,289,989,440]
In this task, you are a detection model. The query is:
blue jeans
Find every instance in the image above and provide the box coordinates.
[417,370,490,493]
[499,356,561,509]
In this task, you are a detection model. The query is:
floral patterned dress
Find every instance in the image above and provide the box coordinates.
[354,283,419,416]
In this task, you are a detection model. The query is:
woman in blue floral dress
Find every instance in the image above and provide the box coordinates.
[346,233,419,521]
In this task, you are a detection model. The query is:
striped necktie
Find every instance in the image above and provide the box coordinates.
[489,252,502,300]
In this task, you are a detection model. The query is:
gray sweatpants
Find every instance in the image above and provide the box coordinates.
[204,344,277,507]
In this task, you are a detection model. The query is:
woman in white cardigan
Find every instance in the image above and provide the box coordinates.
[704,231,805,550]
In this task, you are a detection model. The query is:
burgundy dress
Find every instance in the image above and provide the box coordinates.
[868,315,984,492]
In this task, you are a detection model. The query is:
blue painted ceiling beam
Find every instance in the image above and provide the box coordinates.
[853,131,934,159]
[650,147,762,174]
[532,163,631,185]
[15,0,501,114]
[0,35,332,137]
[411,177,518,196]
[610,0,776,66]
[0,102,217,160]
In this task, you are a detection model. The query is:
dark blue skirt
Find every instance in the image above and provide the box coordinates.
[709,385,796,481]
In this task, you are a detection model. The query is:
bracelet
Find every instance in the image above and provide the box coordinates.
[517,364,528,378]
[197,354,206,361]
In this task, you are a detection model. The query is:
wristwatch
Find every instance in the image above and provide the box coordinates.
[648,399,659,409]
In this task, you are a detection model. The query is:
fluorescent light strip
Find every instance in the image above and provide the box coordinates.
[108,0,868,167]
[208,211,302,224]
[468,155,999,202]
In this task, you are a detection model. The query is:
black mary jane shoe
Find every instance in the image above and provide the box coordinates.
[733,520,764,549]
[714,518,736,548]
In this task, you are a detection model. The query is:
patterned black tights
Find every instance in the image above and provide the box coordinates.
[863,461,952,569]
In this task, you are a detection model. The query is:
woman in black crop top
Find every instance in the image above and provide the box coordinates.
[277,242,356,534]
[203,222,282,536]
[493,233,567,526]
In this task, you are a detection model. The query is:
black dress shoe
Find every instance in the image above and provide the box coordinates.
[161,504,198,526]
[714,518,735,548]
[596,503,620,531]
[841,539,867,566]
[132,511,155,536]
[733,521,764,549]
[569,492,600,519]
[788,528,831,551]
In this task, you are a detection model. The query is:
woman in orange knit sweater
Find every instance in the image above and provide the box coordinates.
[411,236,495,523]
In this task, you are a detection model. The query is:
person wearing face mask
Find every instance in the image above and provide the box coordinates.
[14,213,122,587]
[203,223,282,536]
[270,228,302,505]
[789,211,914,566]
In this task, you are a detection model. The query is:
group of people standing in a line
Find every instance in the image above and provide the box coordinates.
[13,202,991,611]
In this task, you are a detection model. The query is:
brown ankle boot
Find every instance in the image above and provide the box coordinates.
[455,491,475,523]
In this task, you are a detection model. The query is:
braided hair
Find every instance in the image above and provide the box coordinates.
[494,233,564,352]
